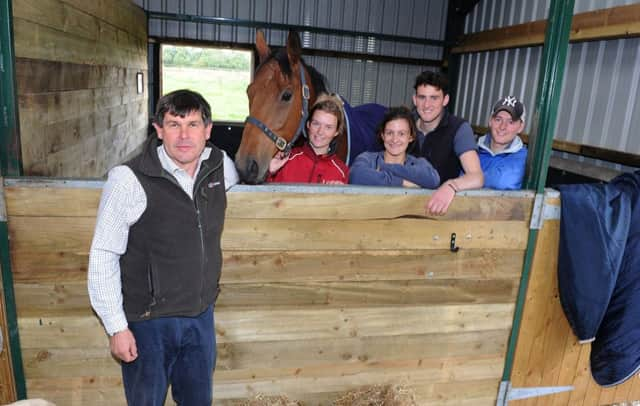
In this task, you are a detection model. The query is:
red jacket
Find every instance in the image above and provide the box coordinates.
[267,143,349,184]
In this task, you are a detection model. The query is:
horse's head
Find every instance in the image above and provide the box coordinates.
[236,31,320,184]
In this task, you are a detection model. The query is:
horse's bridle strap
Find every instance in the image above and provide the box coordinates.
[245,63,310,153]
[245,116,289,151]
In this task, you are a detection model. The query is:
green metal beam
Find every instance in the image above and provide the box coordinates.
[524,0,575,192]
[0,0,22,176]
[0,0,25,400]
[0,218,25,399]
[501,0,575,385]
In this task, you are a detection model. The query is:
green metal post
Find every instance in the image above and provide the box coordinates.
[0,0,23,176]
[501,0,574,385]
[1,218,25,399]
[0,0,26,400]
[524,0,574,192]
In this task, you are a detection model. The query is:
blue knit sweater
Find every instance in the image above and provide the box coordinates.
[349,151,440,188]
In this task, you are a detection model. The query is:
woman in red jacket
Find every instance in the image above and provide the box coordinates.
[267,94,349,184]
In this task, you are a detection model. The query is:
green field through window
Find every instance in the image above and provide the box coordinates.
[161,44,252,122]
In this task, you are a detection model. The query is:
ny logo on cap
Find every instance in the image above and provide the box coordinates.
[502,96,518,107]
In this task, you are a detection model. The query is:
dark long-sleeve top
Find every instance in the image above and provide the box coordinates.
[349,151,440,188]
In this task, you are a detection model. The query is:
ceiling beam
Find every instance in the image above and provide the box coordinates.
[452,3,640,54]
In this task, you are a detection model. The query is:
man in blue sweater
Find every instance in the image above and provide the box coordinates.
[478,96,528,190]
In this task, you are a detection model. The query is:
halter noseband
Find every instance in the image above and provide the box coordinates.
[245,63,310,154]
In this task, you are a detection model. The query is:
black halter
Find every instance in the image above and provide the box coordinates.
[245,63,310,154]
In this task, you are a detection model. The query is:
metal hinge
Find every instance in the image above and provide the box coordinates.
[530,191,561,229]
[497,381,574,405]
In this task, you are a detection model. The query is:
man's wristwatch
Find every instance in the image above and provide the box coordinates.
[108,328,125,337]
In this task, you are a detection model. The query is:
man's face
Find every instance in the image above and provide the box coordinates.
[489,110,524,150]
[153,110,212,175]
[412,84,449,125]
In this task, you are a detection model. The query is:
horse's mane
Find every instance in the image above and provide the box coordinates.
[258,47,328,95]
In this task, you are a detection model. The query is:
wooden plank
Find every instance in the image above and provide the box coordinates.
[18,88,144,127]
[26,376,126,406]
[217,329,509,372]
[60,0,147,41]
[416,378,499,405]
[510,219,566,405]
[16,58,147,95]
[14,278,520,315]
[22,329,510,378]
[626,375,640,403]
[222,218,529,250]
[178,279,520,308]
[238,378,499,406]
[14,18,146,68]
[212,355,503,398]
[612,379,634,403]
[452,3,640,54]
[24,376,502,406]
[14,0,100,43]
[19,101,146,175]
[8,217,95,268]
[581,377,602,406]
[227,192,534,221]
[24,368,502,406]
[452,20,546,54]
[510,223,561,405]
[565,344,592,405]
[220,249,525,283]
[548,334,583,406]
[8,216,528,255]
[18,304,515,348]
[598,387,617,405]
[10,248,524,283]
[215,304,515,343]
[14,0,147,43]
[4,185,534,221]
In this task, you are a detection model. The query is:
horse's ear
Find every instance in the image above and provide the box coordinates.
[255,30,270,64]
[286,30,302,66]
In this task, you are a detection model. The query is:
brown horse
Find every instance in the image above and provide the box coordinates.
[235,31,386,184]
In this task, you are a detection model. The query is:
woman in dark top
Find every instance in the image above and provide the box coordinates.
[349,106,440,188]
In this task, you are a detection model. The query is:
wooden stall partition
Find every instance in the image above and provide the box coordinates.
[12,0,148,177]
[510,194,640,405]
[3,179,536,405]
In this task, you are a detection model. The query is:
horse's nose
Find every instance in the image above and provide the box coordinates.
[238,158,260,184]
[248,159,259,182]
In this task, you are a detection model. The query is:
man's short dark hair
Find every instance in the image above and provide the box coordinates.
[414,71,449,95]
[153,89,212,127]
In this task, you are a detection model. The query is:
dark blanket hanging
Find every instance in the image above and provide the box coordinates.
[558,170,640,387]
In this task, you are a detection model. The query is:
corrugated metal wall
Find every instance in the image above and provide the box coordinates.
[456,0,640,172]
[133,0,447,107]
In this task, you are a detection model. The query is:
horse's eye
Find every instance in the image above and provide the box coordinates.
[281,90,292,102]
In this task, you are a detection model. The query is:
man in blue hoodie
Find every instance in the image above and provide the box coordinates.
[478,96,528,190]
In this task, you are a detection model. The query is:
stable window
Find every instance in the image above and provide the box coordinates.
[161,44,252,122]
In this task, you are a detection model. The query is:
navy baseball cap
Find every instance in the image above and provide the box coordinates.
[492,96,525,121]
